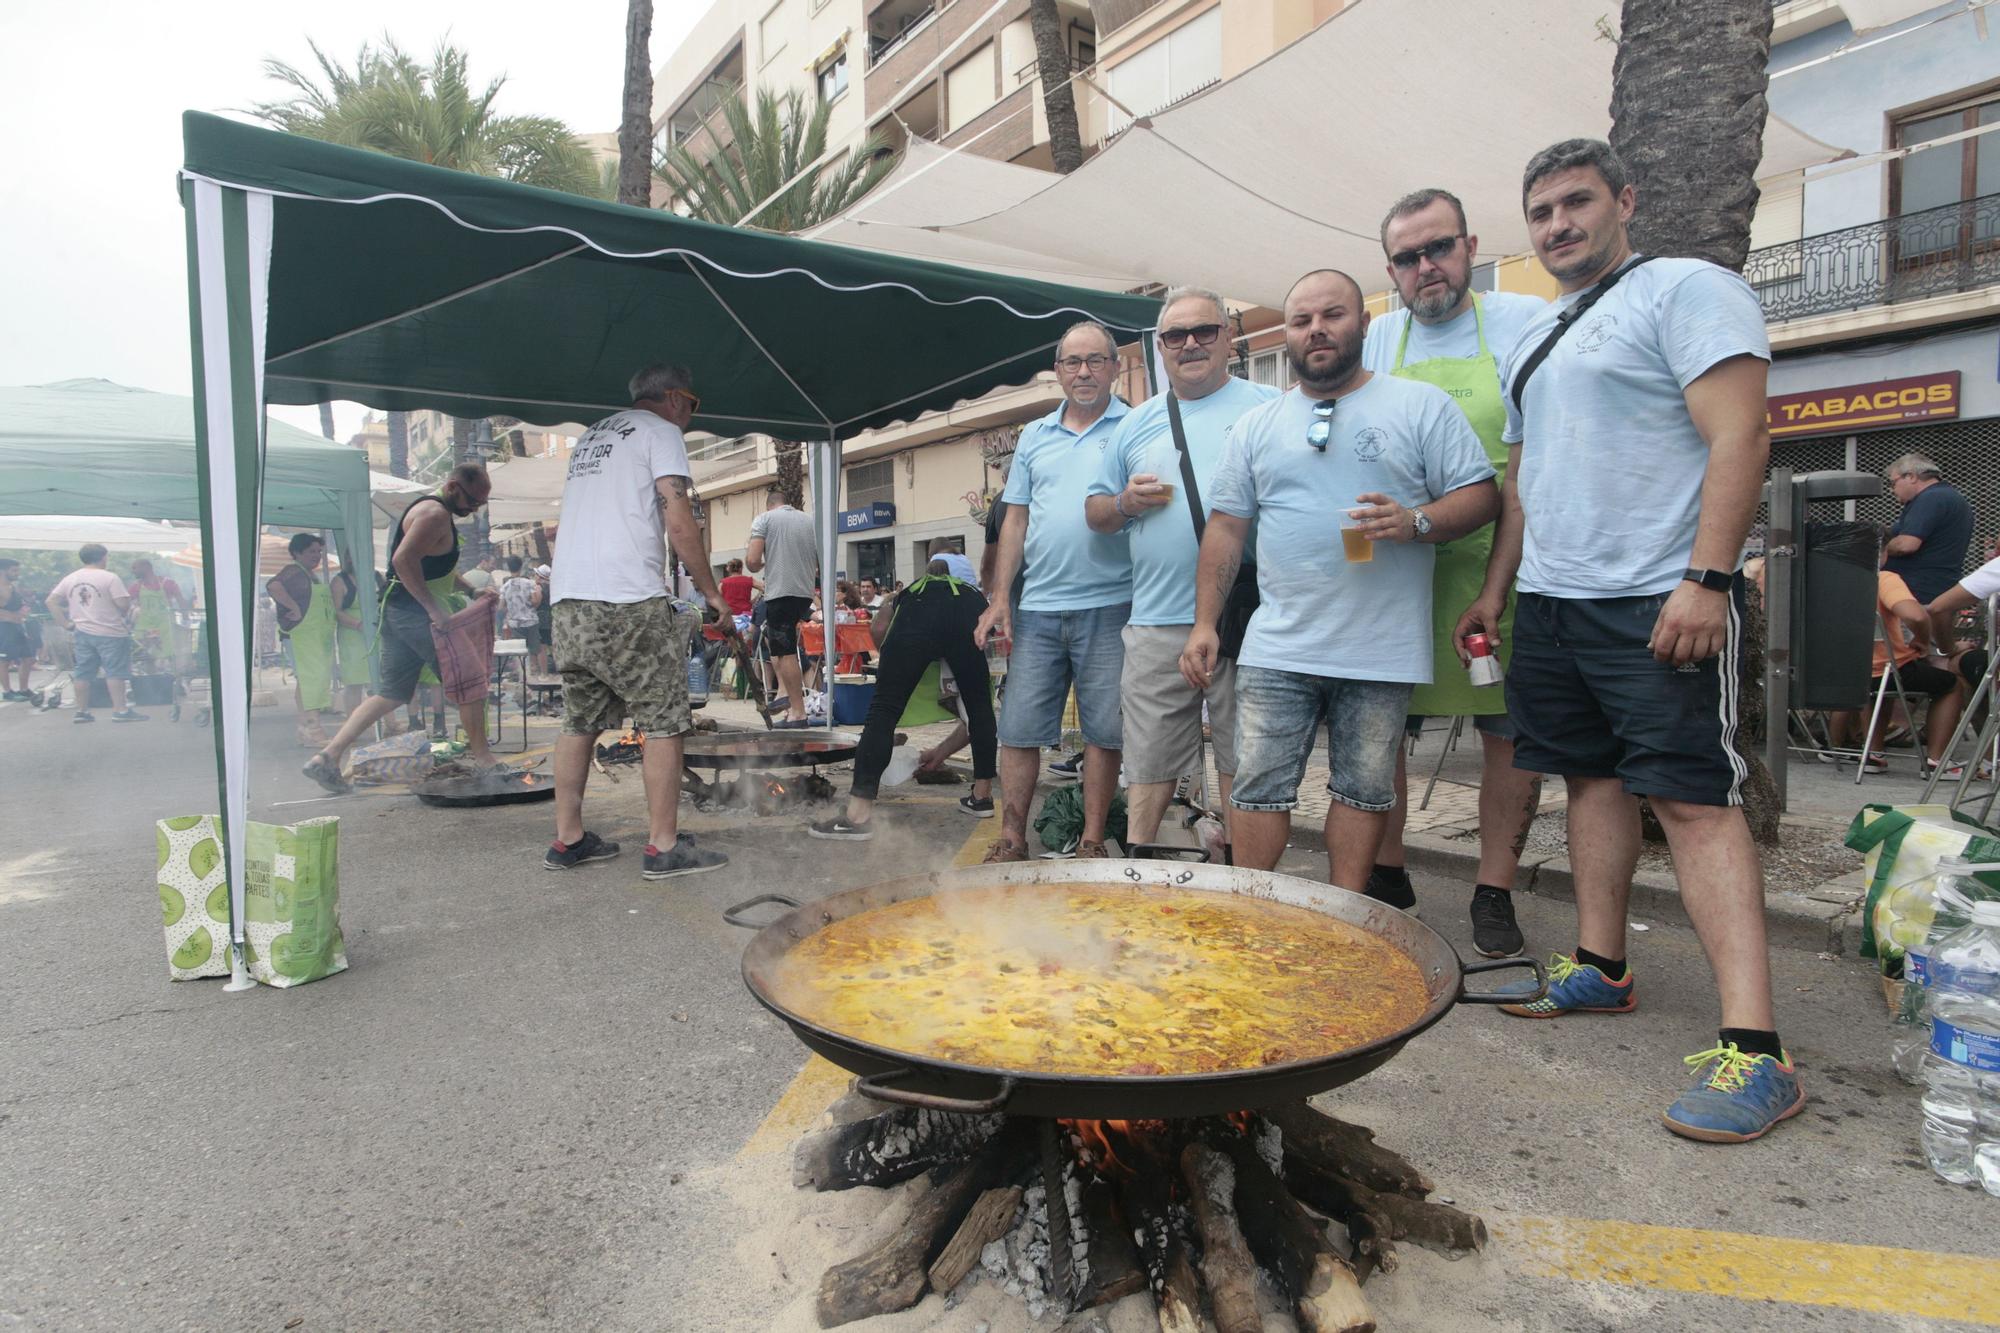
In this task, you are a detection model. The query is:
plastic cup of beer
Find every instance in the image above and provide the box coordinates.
[1339,512,1374,564]
[1146,449,1177,507]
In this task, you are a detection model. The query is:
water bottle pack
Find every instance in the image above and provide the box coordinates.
[1912,884,2000,1195]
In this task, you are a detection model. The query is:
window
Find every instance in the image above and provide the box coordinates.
[759,0,789,68]
[1894,91,2000,255]
[1104,7,1221,135]
[1247,346,1292,390]
[846,459,894,508]
[816,49,850,105]
[945,42,998,132]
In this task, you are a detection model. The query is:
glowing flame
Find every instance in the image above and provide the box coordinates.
[1060,1118,1169,1179]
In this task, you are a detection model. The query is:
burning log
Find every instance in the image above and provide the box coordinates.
[815,1122,1028,1328]
[1263,1100,1434,1198]
[1073,1172,1145,1308]
[1179,1143,1262,1333]
[1112,1134,1201,1333]
[1040,1119,1078,1318]
[927,1184,1022,1296]
[1219,1136,1375,1333]
[1284,1155,1487,1259]
[792,1107,1004,1192]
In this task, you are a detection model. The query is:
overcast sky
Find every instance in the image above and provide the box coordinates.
[0,0,703,441]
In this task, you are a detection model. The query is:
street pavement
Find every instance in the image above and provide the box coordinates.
[4,686,1999,1332]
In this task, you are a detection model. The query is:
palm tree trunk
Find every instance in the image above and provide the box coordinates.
[387,411,411,479]
[1030,0,1085,173]
[1611,0,1780,840]
[317,402,336,441]
[775,440,806,510]
[618,0,655,208]
[451,416,471,468]
[1610,0,1772,268]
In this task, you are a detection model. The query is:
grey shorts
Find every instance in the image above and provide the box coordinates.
[1119,623,1237,782]
[72,631,132,681]
[552,597,695,737]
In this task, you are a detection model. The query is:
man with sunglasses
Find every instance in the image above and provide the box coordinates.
[1359,188,1550,956]
[1185,270,1498,895]
[542,363,734,881]
[974,320,1133,862]
[1086,287,1276,849]
[1460,140,1797,1144]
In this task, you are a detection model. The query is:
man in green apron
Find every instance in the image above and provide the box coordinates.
[126,559,187,671]
[1360,188,1550,957]
[332,566,373,713]
[267,534,338,747]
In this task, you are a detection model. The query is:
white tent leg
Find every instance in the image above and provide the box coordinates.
[819,435,840,724]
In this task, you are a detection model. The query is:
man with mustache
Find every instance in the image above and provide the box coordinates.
[1086,287,1276,849]
[304,462,499,790]
[1183,270,1498,893]
[974,321,1133,861]
[1460,139,1798,1143]
[1359,189,1549,956]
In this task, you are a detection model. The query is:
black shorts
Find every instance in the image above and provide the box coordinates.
[378,596,441,704]
[1506,586,1748,808]
[1877,657,1958,701]
[764,595,812,656]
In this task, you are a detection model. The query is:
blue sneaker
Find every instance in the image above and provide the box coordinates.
[1497,953,1636,1018]
[1662,1044,1806,1143]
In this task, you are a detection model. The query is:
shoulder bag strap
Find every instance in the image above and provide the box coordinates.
[1165,392,1207,539]
[1508,255,1656,413]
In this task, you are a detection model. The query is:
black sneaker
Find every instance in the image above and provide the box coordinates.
[111,709,150,723]
[808,815,873,841]
[958,794,994,819]
[545,830,621,871]
[1047,753,1082,779]
[642,840,729,878]
[1363,867,1419,915]
[72,711,95,724]
[1470,885,1525,958]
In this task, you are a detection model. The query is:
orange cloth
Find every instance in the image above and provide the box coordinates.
[801,622,875,674]
[1872,571,1923,675]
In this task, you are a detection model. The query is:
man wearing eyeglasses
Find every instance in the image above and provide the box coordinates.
[1183,270,1498,894]
[974,320,1134,862]
[1358,188,1550,957]
[1085,287,1277,849]
[1460,140,1797,1145]
[542,363,734,881]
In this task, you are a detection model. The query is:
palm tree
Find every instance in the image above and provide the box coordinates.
[254,38,608,478]
[655,87,896,231]
[1609,0,1780,840]
[618,0,655,208]
[1030,0,1085,173]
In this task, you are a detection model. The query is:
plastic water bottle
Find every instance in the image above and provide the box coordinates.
[1891,862,1999,1083]
[1917,901,2000,1192]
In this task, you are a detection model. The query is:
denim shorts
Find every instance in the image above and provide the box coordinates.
[997,603,1130,750]
[1506,588,1747,807]
[72,630,133,681]
[1231,666,1412,813]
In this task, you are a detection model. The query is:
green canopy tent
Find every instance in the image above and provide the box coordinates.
[179,111,1158,987]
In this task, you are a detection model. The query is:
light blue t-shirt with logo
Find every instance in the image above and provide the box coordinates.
[1087,376,1279,626]
[1500,258,1770,599]
[1001,397,1133,611]
[1208,375,1494,683]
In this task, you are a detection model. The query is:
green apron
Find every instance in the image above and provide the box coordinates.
[282,571,336,712]
[133,583,174,646]
[334,576,372,687]
[1394,296,1515,717]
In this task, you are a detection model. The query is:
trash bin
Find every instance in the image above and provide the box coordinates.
[1793,519,1878,710]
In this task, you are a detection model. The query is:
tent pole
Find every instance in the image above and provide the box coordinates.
[820,434,840,725]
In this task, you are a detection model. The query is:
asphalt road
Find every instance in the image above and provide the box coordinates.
[4,690,1997,1332]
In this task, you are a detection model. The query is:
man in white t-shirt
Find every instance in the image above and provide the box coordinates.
[47,542,144,723]
[546,364,735,881]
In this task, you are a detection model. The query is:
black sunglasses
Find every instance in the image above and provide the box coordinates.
[1388,234,1465,270]
[1159,323,1223,349]
[1306,400,1335,452]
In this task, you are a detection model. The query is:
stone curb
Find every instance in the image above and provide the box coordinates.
[1282,819,1860,956]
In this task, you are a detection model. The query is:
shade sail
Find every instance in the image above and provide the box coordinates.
[853,0,1854,307]
[0,378,375,532]
[0,515,193,555]
[180,113,1161,438]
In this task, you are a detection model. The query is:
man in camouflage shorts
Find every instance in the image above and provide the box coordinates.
[545,363,735,880]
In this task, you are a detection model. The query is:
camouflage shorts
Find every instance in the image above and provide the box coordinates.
[551,596,696,737]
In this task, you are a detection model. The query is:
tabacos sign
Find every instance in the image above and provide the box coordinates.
[1767,371,1960,439]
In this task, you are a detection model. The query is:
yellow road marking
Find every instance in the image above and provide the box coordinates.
[1503,1215,2000,1325]
[736,811,1001,1160]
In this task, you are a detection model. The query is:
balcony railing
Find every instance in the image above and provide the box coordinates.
[1745,192,2000,322]
[867,5,937,68]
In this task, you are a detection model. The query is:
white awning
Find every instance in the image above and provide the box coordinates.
[834,0,1854,307]
[0,515,193,554]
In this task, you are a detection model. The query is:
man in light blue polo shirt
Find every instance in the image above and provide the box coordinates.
[974,320,1134,861]
[1183,269,1498,894]
[1086,286,1277,847]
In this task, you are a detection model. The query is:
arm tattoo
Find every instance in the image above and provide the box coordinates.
[666,476,690,495]
[1208,550,1241,604]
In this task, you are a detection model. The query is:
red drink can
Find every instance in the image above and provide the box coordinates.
[1464,633,1503,687]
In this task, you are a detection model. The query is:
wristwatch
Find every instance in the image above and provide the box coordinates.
[1410,506,1433,538]
[1682,567,1732,592]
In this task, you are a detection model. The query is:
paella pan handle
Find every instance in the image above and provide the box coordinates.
[855,1067,1019,1115]
[722,894,803,928]
[1455,954,1548,1005]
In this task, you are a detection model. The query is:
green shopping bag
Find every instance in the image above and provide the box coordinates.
[155,815,232,980]
[241,817,348,987]
[1845,803,2000,965]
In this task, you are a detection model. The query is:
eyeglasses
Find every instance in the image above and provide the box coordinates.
[1388,234,1465,270]
[1159,323,1223,349]
[1056,353,1112,373]
[1306,400,1335,452]
[670,387,703,412]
